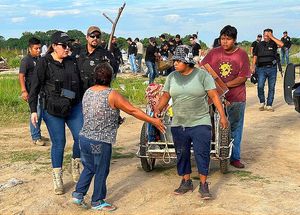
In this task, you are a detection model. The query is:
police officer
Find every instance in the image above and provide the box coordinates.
[29,31,83,195]
[77,26,118,92]
[252,29,283,112]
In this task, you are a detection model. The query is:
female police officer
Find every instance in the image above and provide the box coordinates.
[29,31,83,195]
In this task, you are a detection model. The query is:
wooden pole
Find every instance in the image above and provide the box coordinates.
[102,2,126,51]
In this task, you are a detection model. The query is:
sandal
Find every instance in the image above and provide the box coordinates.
[91,200,117,211]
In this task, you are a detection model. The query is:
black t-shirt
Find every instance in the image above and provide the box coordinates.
[254,40,278,67]
[192,43,201,56]
[251,41,259,49]
[145,44,158,63]
[19,54,39,91]
[281,36,292,49]
[128,42,137,55]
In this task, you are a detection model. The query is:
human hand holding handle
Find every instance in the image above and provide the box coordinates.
[152,117,166,134]
[220,116,229,129]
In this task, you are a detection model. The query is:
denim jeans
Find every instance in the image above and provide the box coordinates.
[30,98,43,140]
[171,125,211,176]
[145,61,157,84]
[43,102,83,168]
[128,54,137,73]
[281,47,289,65]
[136,53,143,72]
[257,65,277,106]
[73,136,112,206]
[227,102,246,162]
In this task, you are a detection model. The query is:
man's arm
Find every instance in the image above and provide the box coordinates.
[226,77,248,88]
[268,32,284,48]
[18,73,28,101]
[251,56,257,74]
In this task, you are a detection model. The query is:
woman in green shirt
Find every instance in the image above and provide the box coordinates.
[154,45,228,199]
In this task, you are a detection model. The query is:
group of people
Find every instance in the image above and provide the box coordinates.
[19,23,287,210]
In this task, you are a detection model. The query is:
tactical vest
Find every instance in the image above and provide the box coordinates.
[42,56,81,105]
[257,41,277,67]
[77,49,111,92]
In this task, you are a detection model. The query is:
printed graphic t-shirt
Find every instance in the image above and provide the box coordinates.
[201,47,251,102]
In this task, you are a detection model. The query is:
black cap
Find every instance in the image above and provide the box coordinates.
[257,34,262,38]
[283,31,287,34]
[160,34,165,39]
[126,37,132,42]
[51,31,71,44]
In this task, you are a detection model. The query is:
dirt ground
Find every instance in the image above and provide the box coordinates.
[0,74,300,215]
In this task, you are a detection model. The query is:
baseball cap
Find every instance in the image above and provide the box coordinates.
[87,26,101,35]
[51,31,71,44]
[283,31,287,34]
[172,45,195,65]
[257,34,262,38]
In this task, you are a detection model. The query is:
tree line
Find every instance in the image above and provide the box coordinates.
[0,30,208,50]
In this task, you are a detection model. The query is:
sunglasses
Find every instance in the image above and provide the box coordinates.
[89,34,100,39]
[56,43,69,49]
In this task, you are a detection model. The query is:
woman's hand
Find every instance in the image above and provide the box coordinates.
[152,118,166,134]
[220,116,229,129]
[31,112,38,128]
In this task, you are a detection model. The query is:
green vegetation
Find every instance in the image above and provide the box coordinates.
[0,74,165,126]
[229,170,266,182]
[112,147,136,159]
[0,150,49,163]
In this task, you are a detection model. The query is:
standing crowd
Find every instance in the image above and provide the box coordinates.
[18,23,290,210]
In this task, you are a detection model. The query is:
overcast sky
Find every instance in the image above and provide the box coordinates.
[1,0,299,46]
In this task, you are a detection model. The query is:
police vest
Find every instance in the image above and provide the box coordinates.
[42,56,81,104]
[257,41,277,67]
[77,48,111,92]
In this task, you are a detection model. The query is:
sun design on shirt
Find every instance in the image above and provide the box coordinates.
[219,62,232,78]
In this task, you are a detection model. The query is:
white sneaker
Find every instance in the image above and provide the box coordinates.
[259,103,265,111]
[265,106,274,112]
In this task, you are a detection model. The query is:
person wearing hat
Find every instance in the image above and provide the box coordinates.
[280,31,292,65]
[250,34,262,57]
[154,45,229,199]
[174,34,183,48]
[201,25,251,169]
[77,26,118,92]
[29,31,84,194]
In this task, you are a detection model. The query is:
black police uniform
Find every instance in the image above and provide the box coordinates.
[77,45,118,92]
[254,40,278,67]
[29,54,82,116]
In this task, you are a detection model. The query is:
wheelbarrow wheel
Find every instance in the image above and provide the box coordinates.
[140,122,155,172]
[219,125,231,174]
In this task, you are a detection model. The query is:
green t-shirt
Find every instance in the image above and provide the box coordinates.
[163,67,216,127]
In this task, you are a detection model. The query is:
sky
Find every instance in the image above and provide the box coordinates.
[1,0,300,46]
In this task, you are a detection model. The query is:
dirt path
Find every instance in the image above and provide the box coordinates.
[0,75,300,215]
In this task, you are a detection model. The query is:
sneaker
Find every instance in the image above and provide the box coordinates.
[71,158,81,183]
[259,103,265,111]
[174,179,193,195]
[52,168,64,195]
[72,198,88,209]
[91,200,116,211]
[199,182,212,200]
[33,139,45,146]
[265,106,274,112]
[230,160,245,168]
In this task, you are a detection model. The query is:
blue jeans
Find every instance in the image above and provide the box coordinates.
[43,102,83,168]
[73,136,112,206]
[145,61,157,84]
[129,54,137,73]
[171,125,211,176]
[227,102,246,162]
[30,98,43,140]
[136,53,143,72]
[281,47,289,65]
[257,66,277,106]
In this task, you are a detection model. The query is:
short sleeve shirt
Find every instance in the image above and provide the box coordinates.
[19,54,39,91]
[163,68,216,127]
[201,47,251,102]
